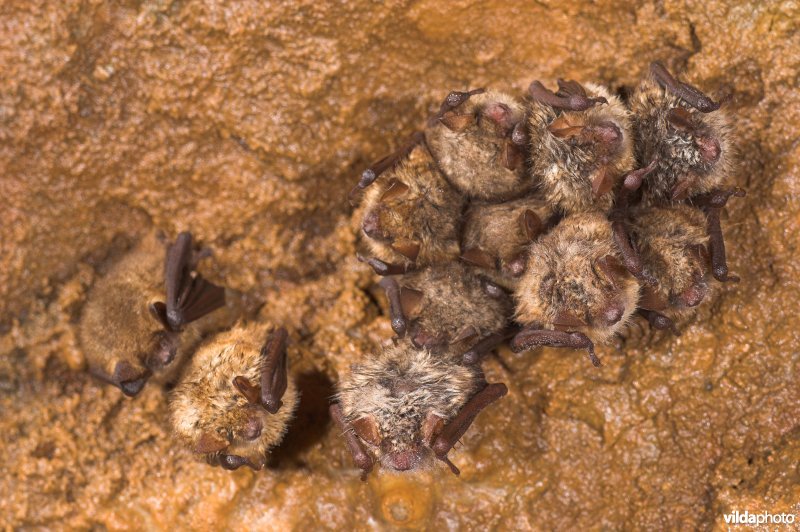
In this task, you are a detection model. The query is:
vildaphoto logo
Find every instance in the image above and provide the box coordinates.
[722,510,796,526]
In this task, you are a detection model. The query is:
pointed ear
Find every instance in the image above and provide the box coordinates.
[591,167,615,198]
[399,287,424,318]
[330,403,374,479]
[421,412,446,446]
[195,432,230,454]
[556,78,587,98]
[667,107,694,132]
[460,248,497,270]
[503,140,524,171]
[449,325,479,345]
[431,382,508,475]
[553,310,587,329]
[594,254,628,289]
[439,111,474,132]
[148,301,170,329]
[520,210,543,241]
[686,244,711,275]
[391,240,420,262]
[351,416,381,446]
[233,376,262,405]
[380,179,410,202]
[163,232,226,332]
[639,285,668,311]
[670,177,694,201]
[548,124,585,139]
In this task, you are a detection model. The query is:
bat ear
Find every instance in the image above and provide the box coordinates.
[670,177,694,201]
[330,403,374,479]
[148,301,170,329]
[439,111,474,132]
[195,432,230,454]
[391,240,420,262]
[591,167,615,198]
[667,107,695,132]
[520,210,543,242]
[553,310,587,329]
[639,284,668,311]
[233,375,262,405]
[421,412,446,446]
[556,78,587,98]
[594,254,627,289]
[163,231,226,332]
[449,325,479,345]
[380,179,410,202]
[399,287,424,318]
[351,416,381,446]
[503,139,525,171]
[460,248,496,271]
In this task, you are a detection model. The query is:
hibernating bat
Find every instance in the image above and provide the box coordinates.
[331,339,507,478]
[170,325,297,471]
[425,88,532,201]
[79,232,225,397]
[511,212,641,366]
[527,79,636,214]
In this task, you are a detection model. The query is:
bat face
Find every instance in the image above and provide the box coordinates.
[80,232,226,397]
[170,325,297,471]
[628,205,712,315]
[461,196,556,284]
[630,63,733,204]
[361,144,463,271]
[337,343,480,473]
[528,81,634,214]
[393,263,511,351]
[426,89,530,201]
[516,213,640,344]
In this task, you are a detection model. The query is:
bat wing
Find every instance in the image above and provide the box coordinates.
[164,231,226,331]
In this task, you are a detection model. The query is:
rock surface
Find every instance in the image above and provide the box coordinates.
[1,1,798,529]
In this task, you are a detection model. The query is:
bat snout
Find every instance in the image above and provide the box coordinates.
[596,300,625,327]
[695,135,721,163]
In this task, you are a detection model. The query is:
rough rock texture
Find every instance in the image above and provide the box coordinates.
[1,1,798,529]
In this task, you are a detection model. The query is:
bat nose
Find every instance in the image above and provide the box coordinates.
[113,361,150,397]
[696,135,721,163]
[676,281,708,308]
[598,301,625,326]
[387,450,418,471]
[593,121,622,145]
[482,102,515,132]
[241,417,263,441]
[362,210,384,240]
[119,377,148,397]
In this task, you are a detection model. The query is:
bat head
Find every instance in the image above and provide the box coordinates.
[338,343,479,473]
[516,215,640,343]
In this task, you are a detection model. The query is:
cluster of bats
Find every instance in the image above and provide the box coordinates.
[78,62,743,478]
[333,61,744,478]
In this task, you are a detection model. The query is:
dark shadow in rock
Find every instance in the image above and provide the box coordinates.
[267,370,335,470]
